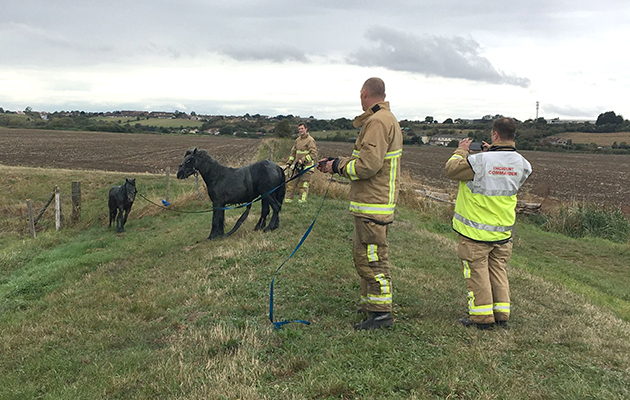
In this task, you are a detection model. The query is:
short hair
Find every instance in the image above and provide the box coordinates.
[492,117,516,140]
[362,77,385,98]
[298,122,307,129]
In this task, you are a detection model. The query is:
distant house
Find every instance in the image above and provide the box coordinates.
[429,135,467,146]
[149,111,175,119]
[542,137,569,146]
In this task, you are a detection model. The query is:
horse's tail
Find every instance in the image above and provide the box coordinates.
[276,166,286,209]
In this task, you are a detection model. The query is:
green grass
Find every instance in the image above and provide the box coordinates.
[0,165,629,399]
[90,117,203,128]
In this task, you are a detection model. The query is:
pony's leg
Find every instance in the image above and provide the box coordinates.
[265,196,281,231]
[255,199,270,231]
[209,208,225,239]
[109,206,116,228]
[117,206,125,232]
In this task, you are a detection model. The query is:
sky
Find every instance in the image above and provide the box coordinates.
[2,1,629,122]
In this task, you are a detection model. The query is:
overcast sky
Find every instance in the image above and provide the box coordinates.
[2,1,629,121]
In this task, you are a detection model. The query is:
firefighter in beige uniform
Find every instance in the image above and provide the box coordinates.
[318,77,403,330]
[285,123,317,203]
[445,118,532,330]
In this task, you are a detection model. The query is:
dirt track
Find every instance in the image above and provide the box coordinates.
[2,128,629,210]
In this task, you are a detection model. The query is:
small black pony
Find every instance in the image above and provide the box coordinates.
[108,178,137,233]
[177,148,285,240]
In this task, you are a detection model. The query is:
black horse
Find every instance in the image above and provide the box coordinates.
[108,178,137,233]
[177,148,285,240]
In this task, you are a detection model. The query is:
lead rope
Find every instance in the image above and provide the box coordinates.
[269,173,333,329]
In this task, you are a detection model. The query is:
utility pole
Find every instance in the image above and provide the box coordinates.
[535,101,539,120]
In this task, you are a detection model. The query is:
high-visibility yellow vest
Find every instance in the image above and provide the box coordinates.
[452,150,532,242]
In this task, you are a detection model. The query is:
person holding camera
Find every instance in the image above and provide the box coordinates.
[318,77,403,330]
[445,118,532,330]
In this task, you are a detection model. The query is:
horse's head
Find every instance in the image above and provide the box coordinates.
[177,148,198,179]
[124,178,137,203]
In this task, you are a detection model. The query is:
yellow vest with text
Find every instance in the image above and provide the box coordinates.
[452,150,532,242]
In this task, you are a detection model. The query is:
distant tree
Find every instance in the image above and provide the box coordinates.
[219,126,232,135]
[612,141,618,149]
[0,107,4,113]
[424,116,434,124]
[443,118,453,124]
[596,111,623,126]
[447,139,459,147]
[275,119,293,138]
[619,142,629,149]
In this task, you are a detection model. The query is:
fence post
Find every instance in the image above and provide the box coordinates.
[71,181,81,223]
[165,167,171,202]
[55,185,62,231]
[27,199,36,238]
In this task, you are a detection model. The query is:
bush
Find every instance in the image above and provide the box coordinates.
[536,203,630,243]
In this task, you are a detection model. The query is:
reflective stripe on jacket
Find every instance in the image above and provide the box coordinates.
[447,143,532,242]
[337,101,403,223]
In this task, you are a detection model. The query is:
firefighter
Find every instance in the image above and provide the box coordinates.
[318,77,403,330]
[285,123,317,203]
[445,117,532,330]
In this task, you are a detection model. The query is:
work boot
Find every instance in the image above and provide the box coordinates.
[354,312,393,330]
[496,320,509,330]
[458,318,493,330]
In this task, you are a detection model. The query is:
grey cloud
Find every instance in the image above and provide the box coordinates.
[543,104,601,118]
[347,26,530,88]
[221,45,308,63]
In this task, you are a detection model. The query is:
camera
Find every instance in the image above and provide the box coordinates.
[469,142,483,152]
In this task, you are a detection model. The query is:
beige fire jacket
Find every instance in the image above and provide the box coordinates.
[287,133,317,169]
[334,101,403,223]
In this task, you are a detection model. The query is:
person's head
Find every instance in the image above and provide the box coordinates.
[298,123,308,137]
[491,118,516,142]
[360,77,386,111]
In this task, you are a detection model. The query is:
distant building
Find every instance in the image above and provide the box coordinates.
[429,134,467,146]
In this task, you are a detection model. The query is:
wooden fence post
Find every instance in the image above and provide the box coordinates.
[71,181,81,223]
[26,199,36,238]
[55,185,62,231]
[165,167,171,202]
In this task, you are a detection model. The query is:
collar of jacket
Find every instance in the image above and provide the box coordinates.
[489,140,516,151]
[352,101,390,128]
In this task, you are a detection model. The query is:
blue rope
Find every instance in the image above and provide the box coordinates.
[269,174,332,330]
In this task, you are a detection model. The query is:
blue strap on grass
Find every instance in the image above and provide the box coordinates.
[269,174,332,330]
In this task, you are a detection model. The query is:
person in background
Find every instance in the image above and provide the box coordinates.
[285,123,317,203]
[318,77,403,330]
[445,117,532,330]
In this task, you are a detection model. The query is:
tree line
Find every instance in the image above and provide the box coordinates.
[1,107,628,153]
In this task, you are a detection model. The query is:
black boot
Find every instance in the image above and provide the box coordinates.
[458,318,493,330]
[354,312,393,330]
[496,320,509,329]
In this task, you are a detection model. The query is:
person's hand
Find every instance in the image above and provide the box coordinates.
[458,138,472,151]
[317,158,333,174]
[481,141,490,151]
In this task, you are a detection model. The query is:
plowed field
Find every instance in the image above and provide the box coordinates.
[2,128,629,210]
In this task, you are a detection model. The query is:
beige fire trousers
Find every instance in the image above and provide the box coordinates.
[457,235,512,324]
[353,216,392,313]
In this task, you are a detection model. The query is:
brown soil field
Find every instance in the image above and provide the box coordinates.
[2,128,629,210]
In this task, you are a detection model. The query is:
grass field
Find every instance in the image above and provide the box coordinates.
[557,131,630,146]
[91,116,204,128]
[0,163,629,399]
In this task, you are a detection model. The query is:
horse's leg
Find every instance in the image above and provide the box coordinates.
[209,208,225,239]
[225,205,251,237]
[117,205,125,232]
[265,196,281,232]
[109,205,116,228]
[255,199,270,231]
